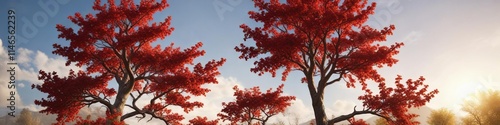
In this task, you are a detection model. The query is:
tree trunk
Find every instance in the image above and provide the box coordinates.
[312,95,328,125]
[306,73,328,125]
[107,81,134,125]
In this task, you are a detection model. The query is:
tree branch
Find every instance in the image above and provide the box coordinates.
[83,93,113,113]
[325,71,345,86]
[327,106,391,125]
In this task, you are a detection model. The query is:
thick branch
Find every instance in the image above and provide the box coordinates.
[121,91,145,120]
[121,110,142,121]
[327,107,390,125]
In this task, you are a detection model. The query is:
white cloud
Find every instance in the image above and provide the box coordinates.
[329,100,356,117]
[15,48,81,85]
[20,104,45,112]
[272,98,314,125]
[18,83,25,88]
[0,40,23,108]
[16,68,39,85]
[183,76,243,121]
[17,48,34,65]
[33,50,81,79]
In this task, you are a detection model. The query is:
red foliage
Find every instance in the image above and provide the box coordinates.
[348,117,368,125]
[32,0,225,124]
[218,84,296,125]
[188,116,219,125]
[236,0,438,124]
[76,111,125,125]
[32,70,112,123]
[236,0,402,83]
[358,75,439,125]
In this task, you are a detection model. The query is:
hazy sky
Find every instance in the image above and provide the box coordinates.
[1,0,500,124]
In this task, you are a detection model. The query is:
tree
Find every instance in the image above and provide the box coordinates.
[275,118,286,125]
[461,90,500,125]
[218,84,296,125]
[460,116,478,125]
[31,0,225,124]
[16,108,41,125]
[236,0,439,125]
[427,108,455,125]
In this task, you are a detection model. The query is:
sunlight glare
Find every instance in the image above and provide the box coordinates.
[455,82,483,101]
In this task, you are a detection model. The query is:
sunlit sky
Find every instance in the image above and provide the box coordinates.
[1,0,499,124]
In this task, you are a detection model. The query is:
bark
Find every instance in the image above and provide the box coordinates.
[312,98,328,125]
[107,80,134,124]
[305,69,328,125]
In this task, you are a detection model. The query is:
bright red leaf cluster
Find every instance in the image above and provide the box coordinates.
[75,111,125,125]
[218,84,296,125]
[32,0,225,124]
[348,117,369,125]
[357,75,439,125]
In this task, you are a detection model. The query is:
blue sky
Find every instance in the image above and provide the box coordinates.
[1,0,500,124]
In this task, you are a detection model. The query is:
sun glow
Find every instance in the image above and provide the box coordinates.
[448,79,490,117]
[450,75,500,118]
[455,82,484,101]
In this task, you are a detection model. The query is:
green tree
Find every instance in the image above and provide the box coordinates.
[461,90,500,125]
[427,108,455,125]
